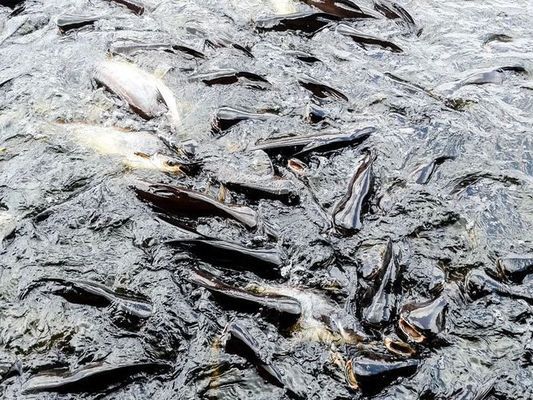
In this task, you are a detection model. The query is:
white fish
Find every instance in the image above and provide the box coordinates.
[55,123,182,173]
[94,60,181,129]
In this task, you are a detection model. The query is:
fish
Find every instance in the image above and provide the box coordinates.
[190,69,270,88]
[189,269,302,320]
[304,102,328,124]
[0,0,24,8]
[134,183,259,229]
[251,127,373,157]
[111,43,206,59]
[301,0,380,19]
[298,76,348,101]
[165,235,284,278]
[345,357,418,393]
[201,32,254,58]
[497,255,533,283]
[224,321,299,397]
[54,123,184,173]
[222,178,300,205]
[332,151,373,232]
[398,294,447,343]
[465,269,533,303]
[94,59,180,128]
[0,360,21,382]
[440,66,528,94]
[20,278,153,319]
[107,0,144,15]
[384,337,416,357]
[56,15,99,33]
[412,156,454,184]
[286,50,321,64]
[337,24,403,52]
[212,106,274,134]
[22,362,169,394]
[362,240,401,327]
[373,0,416,28]
[256,12,340,35]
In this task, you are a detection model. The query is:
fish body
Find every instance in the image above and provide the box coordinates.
[333,152,373,231]
[135,184,259,229]
[337,24,403,52]
[497,255,533,283]
[299,75,348,101]
[94,60,180,127]
[56,15,99,33]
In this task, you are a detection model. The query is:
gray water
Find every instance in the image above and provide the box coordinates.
[1,0,532,399]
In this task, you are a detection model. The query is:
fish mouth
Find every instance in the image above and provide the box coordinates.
[384,337,416,357]
[398,317,426,343]
[344,360,359,390]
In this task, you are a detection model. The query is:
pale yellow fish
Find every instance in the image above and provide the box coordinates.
[94,60,181,130]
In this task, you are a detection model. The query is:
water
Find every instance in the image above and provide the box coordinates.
[1,0,532,399]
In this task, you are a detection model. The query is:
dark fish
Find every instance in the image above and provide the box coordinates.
[22,362,169,394]
[345,357,418,393]
[111,43,206,59]
[190,69,270,88]
[373,0,415,27]
[0,360,21,382]
[413,156,454,184]
[212,106,274,134]
[135,183,259,229]
[56,15,98,33]
[20,278,153,319]
[256,12,339,35]
[483,33,512,45]
[337,24,403,52]
[204,36,254,58]
[399,294,447,343]
[251,127,373,157]
[223,178,300,205]
[189,269,302,319]
[497,255,533,283]
[299,76,348,101]
[225,322,295,394]
[286,50,321,64]
[304,102,328,124]
[165,236,284,278]
[465,269,533,303]
[0,0,24,8]
[301,0,380,19]
[362,240,401,326]
[450,378,495,400]
[332,151,373,232]
[107,0,144,15]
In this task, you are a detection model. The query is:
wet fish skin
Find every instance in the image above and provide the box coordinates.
[166,237,284,278]
[373,0,416,27]
[413,156,454,184]
[225,323,284,389]
[94,60,180,128]
[252,127,374,157]
[333,151,373,232]
[212,106,274,134]
[496,255,533,283]
[0,0,24,9]
[191,69,270,87]
[346,357,418,393]
[337,24,403,52]
[189,269,302,319]
[299,75,348,101]
[465,269,533,303]
[22,362,169,394]
[255,12,340,34]
[20,278,153,319]
[399,294,447,342]
[107,0,144,15]
[111,43,206,59]
[362,240,401,327]
[56,15,99,33]
[223,178,300,205]
[302,0,380,19]
[135,183,259,229]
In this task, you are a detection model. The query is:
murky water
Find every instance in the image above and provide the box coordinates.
[1,0,532,399]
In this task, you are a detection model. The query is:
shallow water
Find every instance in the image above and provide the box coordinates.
[1,0,532,399]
